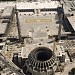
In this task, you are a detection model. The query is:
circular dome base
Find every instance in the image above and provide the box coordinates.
[26,47,56,72]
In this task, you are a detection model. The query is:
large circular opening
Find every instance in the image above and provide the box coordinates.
[34,47,53,61]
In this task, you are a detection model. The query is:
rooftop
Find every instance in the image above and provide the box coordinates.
[18,14,59,37]
[1,6,14,18]
[0,22,7,34]
[0,1,60,10]
[67,14,75,30]
[16,1,60,9]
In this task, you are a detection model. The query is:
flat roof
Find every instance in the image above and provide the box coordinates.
[16,1,60,9]
[63,1,75,14]
[18,14,59,37]
[0,1,61,10]
[0,22,7,34]
[1,6,14,18]
[67,15,75,30]
[0,2,15,10]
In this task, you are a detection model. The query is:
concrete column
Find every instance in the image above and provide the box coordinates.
[34,9,37,14]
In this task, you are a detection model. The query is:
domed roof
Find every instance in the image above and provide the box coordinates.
[26,47,56,72]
